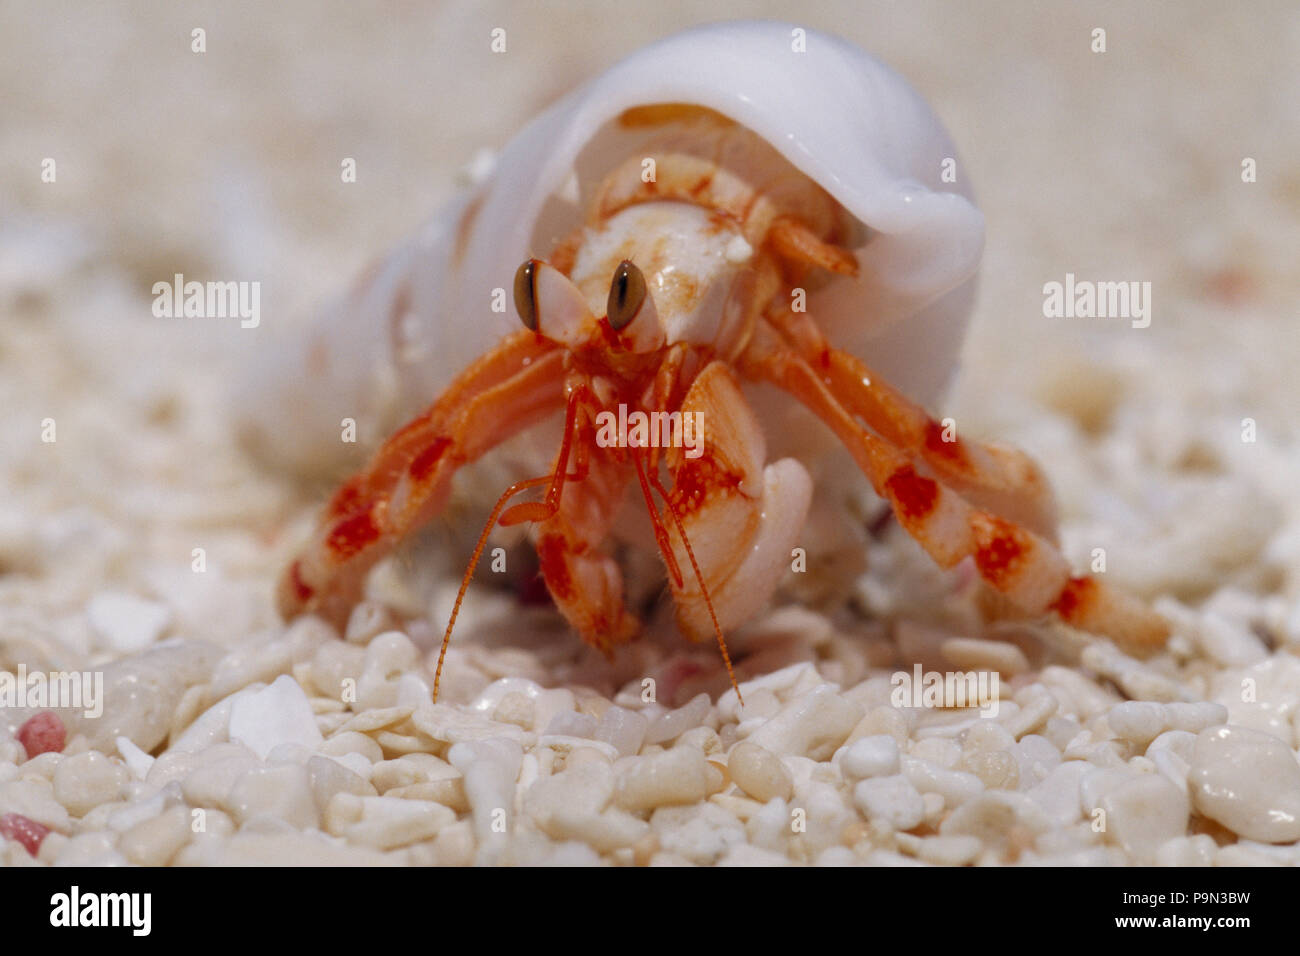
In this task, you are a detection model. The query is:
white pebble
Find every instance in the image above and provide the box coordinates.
[226,764,318,829]
[1099,773,1189,862]
[1001,685,1058,739]
[115,736,154,780]
[344,601,396,644]
[545,711,597,738]
[815,846,859,867]
[319,731,384,764]
[1189,725,1300,843]
[899,832,983,866]
[840,736,900,780]
[448,738,523,844]
[87,591,171,653]
[852,775,924,830]
[526,761,648,852]
[228,675,323,760]
[180,747,261,808]
[727,742,793,802]
[51,831,124,866]
[470,677,543,712]
[1106,701,1168,747]
[717,663,824,722]
[0,778,70,830]
[208,640,293,700]
[1154,834,1217,867]
[492,692,534,728]
[356,631,420,709]
[744,685,863,760]
[87,643,219,753]
[1012,734,1062,787]
[651,802,746,865]
[52,752,126,817]
[961,721,1016,755]
[180,830,392,866]
[940,637,1029,676]
[327,793,455,850]
[307,755,376,813]
[1080,644,1188,703]
[107,792,165,833]
[119,805,191,866]
[169,686,253,754]
[1037,666,1117,721]
[1196,612,1268,667]
[1108,701,1229,747]
[616,746,711,811]
[595,706,648,757]
[900,755,983,809]
[1026,761,1090,825]
[1146,730,1196,794]
[910,736,962,767]
[939,791,1051,845]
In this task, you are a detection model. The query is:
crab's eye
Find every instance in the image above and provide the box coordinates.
[606,260,647,331]
[513,259,538,331]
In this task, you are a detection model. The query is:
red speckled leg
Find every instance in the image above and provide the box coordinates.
[532,447,640,657]
[429,384,639,699]
[767,307,1060,540]
[742,322,1169,652]
[277,331,565,628]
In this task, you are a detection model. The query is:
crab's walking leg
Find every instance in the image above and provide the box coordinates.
[531,444,641,657]
[656,362,813,644]
[494,382,642,657]
[278,332,565,627]
[431,385,634,697]
[742,325,1168,652]
[767,308,1059,540]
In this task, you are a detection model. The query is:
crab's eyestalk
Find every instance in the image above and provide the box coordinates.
[513,259,539,331]
[606,260,647,330]
[601,259,664,352]
[512,259,599,347]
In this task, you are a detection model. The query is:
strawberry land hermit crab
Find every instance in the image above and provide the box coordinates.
[249,21,1169,700]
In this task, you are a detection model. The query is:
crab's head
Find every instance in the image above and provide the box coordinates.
[512,201,764,362]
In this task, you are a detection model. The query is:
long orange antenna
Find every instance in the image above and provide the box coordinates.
[434,386,591,702]
[433,473,550,701]
[635,453,743,705]
[632,450,685,589]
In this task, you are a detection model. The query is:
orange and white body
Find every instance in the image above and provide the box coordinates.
[237,22,1168,699]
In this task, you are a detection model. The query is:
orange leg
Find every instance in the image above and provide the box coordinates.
[432,384,610,698]
[768,217,859,276]
[640,362,813,699]
[639,454,743,702]
[742,323,1169,652]
[278,330,564,628]
[767,307,1059,539]
[489,385,643,659]
[532,447,640,658]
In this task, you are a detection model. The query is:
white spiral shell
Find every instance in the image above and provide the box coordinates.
[238,20,983,480]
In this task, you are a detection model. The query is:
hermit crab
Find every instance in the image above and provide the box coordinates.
[241,21,1169,699]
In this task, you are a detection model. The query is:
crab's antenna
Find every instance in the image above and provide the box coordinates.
[632,450,685,590]
[434,474,551,702]
[434,386,591,702]
[634,452,743,705]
